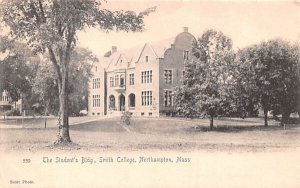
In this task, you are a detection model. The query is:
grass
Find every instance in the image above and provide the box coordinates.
[0,116,299,153]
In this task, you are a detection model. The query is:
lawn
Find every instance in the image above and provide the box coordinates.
[1,116,300,188]
[0,116,299,153]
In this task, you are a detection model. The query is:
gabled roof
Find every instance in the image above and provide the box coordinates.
[148,37,175,58]
[98,34,189,70]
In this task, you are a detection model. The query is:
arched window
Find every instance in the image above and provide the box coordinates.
[109,95,115,110]
[128,93,135,107]
[119,94,125,111]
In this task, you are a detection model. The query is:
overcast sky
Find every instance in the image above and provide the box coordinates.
[77,0,300,58]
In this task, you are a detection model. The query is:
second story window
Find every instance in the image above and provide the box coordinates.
[129,73,134,85]
[92,78,101,89]
[110,77,114,87]
[115,75,119,86]
[0,92,9,102]
[146,56,148,62]
[164,69,173,84]
[141,70,152,84]
[120,74,125,86]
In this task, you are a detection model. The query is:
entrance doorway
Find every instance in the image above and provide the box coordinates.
[119,94,125,111]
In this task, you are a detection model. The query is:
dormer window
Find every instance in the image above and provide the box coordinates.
[183,51,189,60]
[146,56,148,62]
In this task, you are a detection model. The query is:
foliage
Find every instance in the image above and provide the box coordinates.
[0,36,40,102]
[174,29,236,128]
[0,0,155,143]
[236,39,300,126]
[6,109,21,116]
[121,111,131,125]
[32,47,96,116]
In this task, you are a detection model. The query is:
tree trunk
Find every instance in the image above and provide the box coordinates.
[55,64,71,144]
[210,115,214,130]
[264,108,268,127]
[54,44,72,144]
[280,112,290,126]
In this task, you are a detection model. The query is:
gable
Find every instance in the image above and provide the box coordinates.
[136,43,158,64]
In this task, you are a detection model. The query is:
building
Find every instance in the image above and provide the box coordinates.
[88,27,196,116]
[0,90,22,114]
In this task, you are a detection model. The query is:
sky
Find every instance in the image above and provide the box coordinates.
[77,1,300,58]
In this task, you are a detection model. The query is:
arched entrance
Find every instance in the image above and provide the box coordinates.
[109,95,115,110]
[128,93,135,108]
[119,94,125,111]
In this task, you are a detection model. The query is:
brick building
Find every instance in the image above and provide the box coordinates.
[88,27,195,116]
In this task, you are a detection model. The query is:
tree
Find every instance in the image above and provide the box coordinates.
[33,47,96,116]
[1,0,155,144]
[0,36,39,102]
[234,48,261,119]
[236,40,300,126]
[174,29,236,129]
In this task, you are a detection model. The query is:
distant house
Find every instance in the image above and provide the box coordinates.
[0,90,22,114]
[88,27,196,117]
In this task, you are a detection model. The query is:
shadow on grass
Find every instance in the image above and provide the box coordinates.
[187,124,300,133]
[70,121,125,132]
[44,141,81,151]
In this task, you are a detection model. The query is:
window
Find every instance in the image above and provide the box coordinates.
[120,74,125,86]
[110,77,114,87]
[92,78,101,89]
[128,93,135,107]
[95,66,97,72]
[184,50,189,60]
[0,93,8,102]
[92,95,100,107]
[141,91,152,106]
[129,74,134,85]
[141,70,152,84]
[115,75,119,86]
[164,69,173,84]
[146,56,148,62]
[109,95,115,110]
[164,90,173,107]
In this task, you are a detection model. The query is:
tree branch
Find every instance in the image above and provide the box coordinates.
[47,46,62,86]
[29,1,41,26]
[37,0,46,23]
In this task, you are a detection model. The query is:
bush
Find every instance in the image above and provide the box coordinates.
[6,109,21,116]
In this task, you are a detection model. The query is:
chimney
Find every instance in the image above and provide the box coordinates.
[111,46,117,53]
[183,27,189,32]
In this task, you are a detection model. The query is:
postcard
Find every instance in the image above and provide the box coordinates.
[1,0,299,187]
